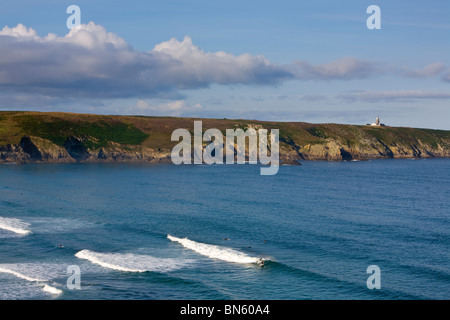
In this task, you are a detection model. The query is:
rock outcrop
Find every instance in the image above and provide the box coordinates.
[64,136,91,161]
[0,136,171,164]
[1,132,449,164]
[295,136,450,161]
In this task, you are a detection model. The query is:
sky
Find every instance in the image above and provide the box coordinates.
[0,0,449,129]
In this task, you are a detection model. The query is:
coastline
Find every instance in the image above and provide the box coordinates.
[1,111,449,164]
[1,139,448,165]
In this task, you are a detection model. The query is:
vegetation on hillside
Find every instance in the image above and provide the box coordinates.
[0,111,449,163]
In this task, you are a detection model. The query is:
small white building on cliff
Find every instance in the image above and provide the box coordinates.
[366,116,385,127]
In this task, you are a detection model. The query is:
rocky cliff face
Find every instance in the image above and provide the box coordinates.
[294,135,450,161]
[1,132,449,165]
[0,136,171,164]
[278,123,450,162]
[1,136,75,163]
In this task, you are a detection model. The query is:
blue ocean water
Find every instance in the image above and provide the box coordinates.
[0,159,449,300]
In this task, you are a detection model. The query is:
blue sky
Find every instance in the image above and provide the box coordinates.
[0,0,449,129]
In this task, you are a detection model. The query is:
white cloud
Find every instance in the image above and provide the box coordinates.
[402,62,447,78]
[293,58,450,83]
[293,57,382,80]
[0,22,448,113]
[0,23,40,39]
[131,99,204,117]
[152,36,288,86]
[0,23,293,100]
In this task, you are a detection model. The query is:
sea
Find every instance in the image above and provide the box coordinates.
[0,159,449,300]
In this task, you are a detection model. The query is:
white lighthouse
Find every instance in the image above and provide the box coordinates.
[367,115,385,126]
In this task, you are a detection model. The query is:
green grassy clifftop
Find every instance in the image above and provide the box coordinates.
[0,111,449,164]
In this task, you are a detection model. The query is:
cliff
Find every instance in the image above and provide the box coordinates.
[0,111,449,164]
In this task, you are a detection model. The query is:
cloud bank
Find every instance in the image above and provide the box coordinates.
[293,57,383,80]
[0,23,293,99]
[0,22,448,110]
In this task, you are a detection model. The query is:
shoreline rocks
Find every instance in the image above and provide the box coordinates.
[0,134,449,165]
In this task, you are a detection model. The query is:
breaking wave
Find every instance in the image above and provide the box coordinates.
[0,216,31,235]
[0,264,63,296]
[0,266,46,282]
[42,285,63,295]
[167,235,263,264]
[75,249,193,273]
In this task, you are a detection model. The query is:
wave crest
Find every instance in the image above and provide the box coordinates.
[0,264,63,296]
[0,216,31,235]
[167,235,262,264]
[0,266,45,282]
[75,249,192,273]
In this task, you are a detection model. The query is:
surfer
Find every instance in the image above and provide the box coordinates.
[257,258,265,267]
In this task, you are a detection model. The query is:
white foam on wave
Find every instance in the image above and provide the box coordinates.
[0,266,46,282]
[42,285,63,295]
[167,235,261,264]
[0,264,64,297]
[0,262,64,282]
[75,249,192,273]
[0,216,31,235]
